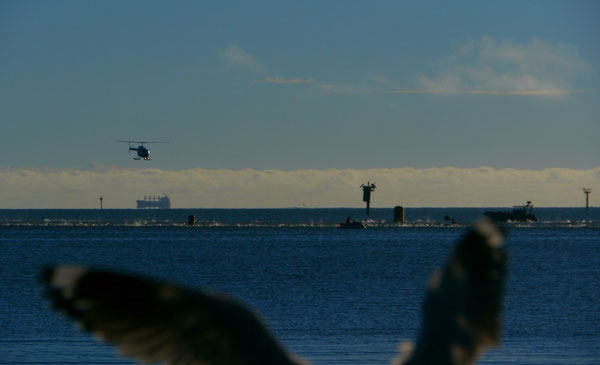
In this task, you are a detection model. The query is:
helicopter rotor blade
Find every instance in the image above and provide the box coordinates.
[116,140,167,144]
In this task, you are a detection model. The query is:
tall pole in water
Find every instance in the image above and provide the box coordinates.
[583,188,591,211]
[361,182,376,215]
[99,196,103,209]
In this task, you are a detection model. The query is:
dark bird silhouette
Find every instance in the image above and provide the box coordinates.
[41,219,506,365]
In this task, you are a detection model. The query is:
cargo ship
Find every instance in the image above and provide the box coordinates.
[136,195,171,209]
[484,201,537,222]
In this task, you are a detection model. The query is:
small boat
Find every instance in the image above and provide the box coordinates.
[484,201,537,222]
[337,221,365,229]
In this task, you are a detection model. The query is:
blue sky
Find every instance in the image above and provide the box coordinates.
[1,1,599,207]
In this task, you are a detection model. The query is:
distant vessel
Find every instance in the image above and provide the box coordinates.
[484,201,537,222]
[136,195,171,209]
[337,221,365,229]
[337,216,365,229]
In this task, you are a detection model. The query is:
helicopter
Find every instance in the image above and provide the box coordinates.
[116,140,166,160]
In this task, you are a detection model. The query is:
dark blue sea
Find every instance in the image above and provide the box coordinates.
[1,208,599,364]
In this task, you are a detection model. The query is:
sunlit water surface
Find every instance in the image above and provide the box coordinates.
[1,208,598,364]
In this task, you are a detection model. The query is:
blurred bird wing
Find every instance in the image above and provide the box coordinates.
[42,266,306,365]
[399,219,507,365]
[41,219,506,365]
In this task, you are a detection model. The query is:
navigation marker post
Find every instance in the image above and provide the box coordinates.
[361,182,376,215]
[583,188,591,211]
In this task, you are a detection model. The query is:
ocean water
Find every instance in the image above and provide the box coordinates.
[0,208,599,364]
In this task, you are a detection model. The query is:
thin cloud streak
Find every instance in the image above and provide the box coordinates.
[219,44,266,74]
[1,167,598,208]
[389,89,594,96]
[254,77,314,84]
[223,37,594,98]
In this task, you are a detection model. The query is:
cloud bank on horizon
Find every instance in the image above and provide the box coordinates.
[1,166,598,209]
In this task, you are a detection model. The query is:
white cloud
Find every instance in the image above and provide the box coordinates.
[219,44,266,74]
[416,35,593,96]
[0,166,598,208]
[317,81,376,95]
[219,37,594,97]
[218,46,316,87]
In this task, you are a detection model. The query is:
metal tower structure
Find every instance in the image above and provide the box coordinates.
[361,182,376,215]
[583,188,591,211]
